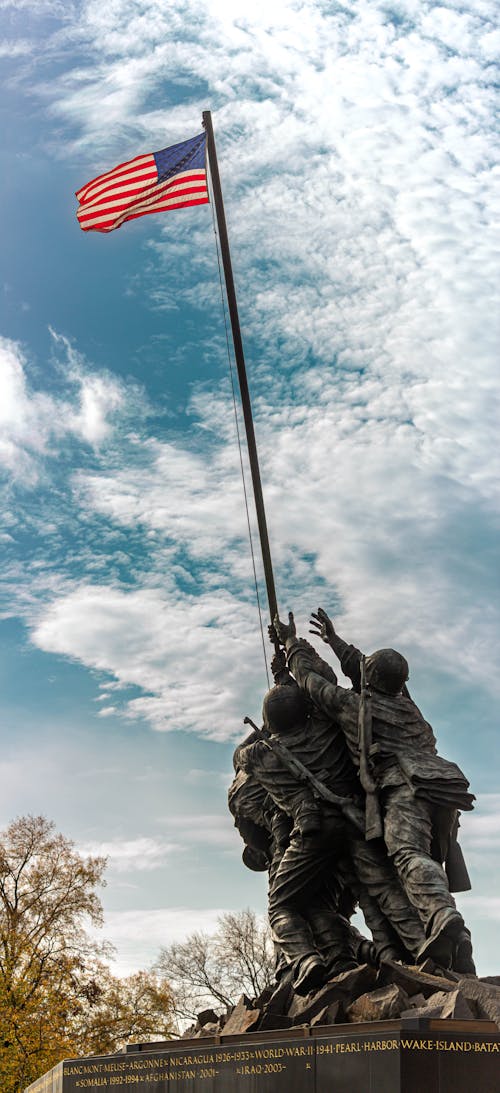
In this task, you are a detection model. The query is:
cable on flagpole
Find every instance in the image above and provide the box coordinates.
[208,174,271,690]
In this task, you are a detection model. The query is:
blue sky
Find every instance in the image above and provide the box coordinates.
[0,0,499,977]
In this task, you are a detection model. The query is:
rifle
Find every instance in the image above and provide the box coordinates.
[445,812,472,893]
[243,717,365,834]
[358,656,383,840]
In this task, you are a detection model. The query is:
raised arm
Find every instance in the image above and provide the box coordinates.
[274,612,353,719]
[309,607,363,692]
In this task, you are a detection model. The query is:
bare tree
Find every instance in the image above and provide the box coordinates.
[155,909,275,1022]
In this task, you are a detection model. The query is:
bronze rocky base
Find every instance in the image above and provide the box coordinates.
[181,961,500,1039]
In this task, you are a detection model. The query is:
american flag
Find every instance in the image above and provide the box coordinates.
[76,132,209,233]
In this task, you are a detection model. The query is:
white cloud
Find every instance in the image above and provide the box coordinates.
[56,353,498,700]
[457,896,500,923]
[458,795,500,853]
[0,337,56,483]
[31,583,270,738]
[48,329,130,446]
[0,39,34,56]
[78,836,180,872]
[19,1,498,454]
[0,334,135,485]
[26,324,499,736]
[72,427,257,569]
[72,373,125,445]
[43,0,497,523]
[100,907,228,976]
[0,0,73,12]
[168,813,239,850]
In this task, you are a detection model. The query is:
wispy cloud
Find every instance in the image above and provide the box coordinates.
[0,39,35,56]
[31,583,268,738]
[458,896,500,923]
[26,354,499,739]
[459,795,500,853]
[0,333,138,486]
[165,813,239,850]
[99,907,229,976]
[78,836,180,872]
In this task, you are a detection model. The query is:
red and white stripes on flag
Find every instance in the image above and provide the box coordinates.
[75,132,209,233]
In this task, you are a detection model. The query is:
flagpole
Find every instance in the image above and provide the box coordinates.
[202,111,279,632]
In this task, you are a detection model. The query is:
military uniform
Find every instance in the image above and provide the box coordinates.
[285,635,474,966]
[230,735,364,983]
[238,698,425,985]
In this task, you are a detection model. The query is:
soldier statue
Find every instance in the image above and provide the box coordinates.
[273,608,476,974]
[233,644,426,993]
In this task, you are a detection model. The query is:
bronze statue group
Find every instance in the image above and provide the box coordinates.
[229,608,476,996]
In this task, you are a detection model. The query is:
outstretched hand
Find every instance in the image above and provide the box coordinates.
[309,607,336,644]
[273,611,296,644]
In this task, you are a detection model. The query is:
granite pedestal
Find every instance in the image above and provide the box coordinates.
[25,1018,499,1093]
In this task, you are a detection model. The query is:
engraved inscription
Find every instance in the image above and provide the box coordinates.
[57,1033,500,1091]
[401,1039,499,1053]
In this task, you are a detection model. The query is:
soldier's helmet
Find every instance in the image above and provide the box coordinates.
[365,649,409,695]
[262,683,308,734]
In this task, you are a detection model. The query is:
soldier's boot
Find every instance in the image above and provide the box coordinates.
[307,909,358,978]
[417,907,466,968]
[453,928,476,975]
[294,954,329,995]
[356,937,378,967]
[269,909,327,995]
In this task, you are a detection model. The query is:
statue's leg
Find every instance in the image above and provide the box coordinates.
[356,889,415,964]
[306,903,358,975]
[338,850,414,962]
[266,825,292,983]
[348,833,426,958]
[382,786,473,968]
[268,825,342,994]
[268,905,327,995]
